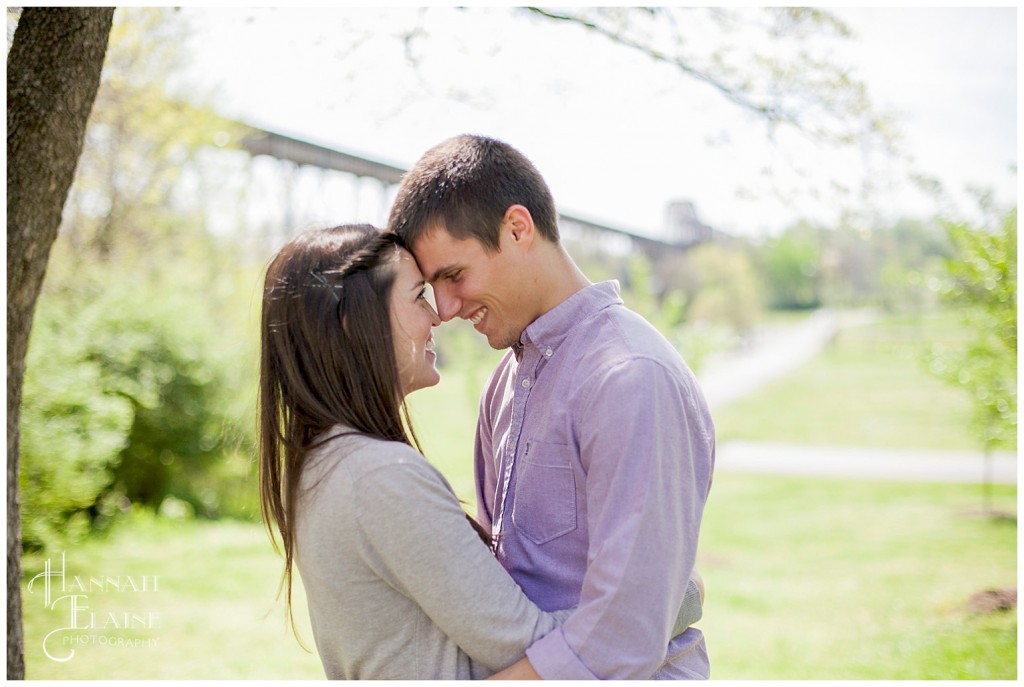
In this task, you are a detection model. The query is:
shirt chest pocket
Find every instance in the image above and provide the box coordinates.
[512,440,578,545]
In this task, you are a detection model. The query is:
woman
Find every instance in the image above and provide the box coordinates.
[258,225,701,679]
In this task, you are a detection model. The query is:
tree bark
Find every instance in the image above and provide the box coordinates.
[7,7,114,679]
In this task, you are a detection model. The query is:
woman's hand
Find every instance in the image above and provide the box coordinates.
[487,657,542,680]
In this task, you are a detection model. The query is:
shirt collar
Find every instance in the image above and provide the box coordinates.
[515,281,623,359]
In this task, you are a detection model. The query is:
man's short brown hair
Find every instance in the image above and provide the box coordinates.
[388,135,559,252]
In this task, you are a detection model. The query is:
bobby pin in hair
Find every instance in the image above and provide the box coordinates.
[309,270,343,303]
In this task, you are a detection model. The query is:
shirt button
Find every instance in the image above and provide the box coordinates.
[521,378,531,389]
[544,347,553,357]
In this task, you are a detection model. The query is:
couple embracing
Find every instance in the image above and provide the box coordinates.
[258,135,715,680]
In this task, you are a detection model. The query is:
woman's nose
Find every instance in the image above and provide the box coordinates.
[432,285,460,322]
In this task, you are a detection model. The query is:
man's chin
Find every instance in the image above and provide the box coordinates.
[486,331,521,351]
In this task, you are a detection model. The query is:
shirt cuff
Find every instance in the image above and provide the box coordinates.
[525,626,599,680]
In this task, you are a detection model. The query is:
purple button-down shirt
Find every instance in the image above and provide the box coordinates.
[474,281,715,679]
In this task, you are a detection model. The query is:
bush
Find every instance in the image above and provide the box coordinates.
[20,257,257,552]
[20,296,135,549]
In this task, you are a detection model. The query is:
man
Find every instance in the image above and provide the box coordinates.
[389,135,715,679]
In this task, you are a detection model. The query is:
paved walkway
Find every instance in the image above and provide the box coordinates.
[694,310,1018,485]
[697,309,876,410]
[716,440,1016,484]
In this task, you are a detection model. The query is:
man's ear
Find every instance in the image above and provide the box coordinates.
[502,205,535,250]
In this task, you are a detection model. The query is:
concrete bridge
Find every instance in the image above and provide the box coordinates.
[241,126,719,258]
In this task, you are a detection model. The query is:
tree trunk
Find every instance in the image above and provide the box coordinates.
[7,8,114,679]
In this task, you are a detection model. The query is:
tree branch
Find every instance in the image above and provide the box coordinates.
[524,6,886,148]
[526,7,787,123]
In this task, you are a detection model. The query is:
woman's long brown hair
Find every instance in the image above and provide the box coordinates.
[258,225,418,636]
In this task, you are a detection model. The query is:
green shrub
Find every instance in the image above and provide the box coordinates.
[20,296,135,550]
[20,259,257,552]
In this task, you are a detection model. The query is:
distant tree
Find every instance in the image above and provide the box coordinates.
[756,221,823,310]
[757,215,951,313]
[61,7,248,261]
[687,242,763,336]
[7,7,114,679]
[877,218,951,313]
[927,207,1017,514]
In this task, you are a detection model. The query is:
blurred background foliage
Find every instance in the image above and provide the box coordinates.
[928,209,1017,452]
[18,7,1016,559]
[19,7,259,552]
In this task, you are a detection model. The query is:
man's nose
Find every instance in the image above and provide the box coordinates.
[432,284,461,323]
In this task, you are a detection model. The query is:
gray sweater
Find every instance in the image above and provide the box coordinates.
[295,429,571,679]
[295,428,702,679]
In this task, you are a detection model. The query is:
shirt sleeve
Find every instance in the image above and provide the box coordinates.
[525,357,715,679]
[351,453,569,672]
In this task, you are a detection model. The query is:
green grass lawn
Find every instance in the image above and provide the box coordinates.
[21,514,323,680]
[699,473,1016,679]
[713,312,1016,452]
[21,475,1015,679]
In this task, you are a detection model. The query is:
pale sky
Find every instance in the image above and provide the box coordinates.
[180,5,1018,239]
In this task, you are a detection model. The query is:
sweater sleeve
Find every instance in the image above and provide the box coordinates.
[351,451,569,672]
